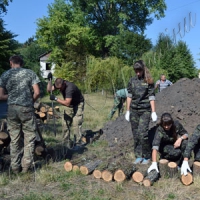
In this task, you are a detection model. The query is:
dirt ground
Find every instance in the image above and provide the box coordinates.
[101,77,200,150]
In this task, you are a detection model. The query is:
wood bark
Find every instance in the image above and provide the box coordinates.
[143,170,159,187]
[168,162,178,178]
[159,159,169,177]
[181,172,193,186]
[193,161,200,176]
[80,160,102,175]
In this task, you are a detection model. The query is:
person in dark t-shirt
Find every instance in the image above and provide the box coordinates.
[47,74,84,147]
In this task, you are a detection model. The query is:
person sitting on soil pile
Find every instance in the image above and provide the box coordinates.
[125,60,157,165]
[148,113,188,173]
[181,124,200,176]
[47,73,85,147]
[108,88,128,120]
[155,74,173,92]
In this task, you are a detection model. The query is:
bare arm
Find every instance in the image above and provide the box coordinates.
[126,97,131,111]
[152,149,157,162]
[32,84,40,102]
[150,100,156,112]
[0,87,8,100]
[56,97,72,107]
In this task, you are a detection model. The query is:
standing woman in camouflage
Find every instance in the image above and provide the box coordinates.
[0,55,40,173]
[125,60,157,164]
[148,113,188,173]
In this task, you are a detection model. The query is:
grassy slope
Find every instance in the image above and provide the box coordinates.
[0,92,200,200]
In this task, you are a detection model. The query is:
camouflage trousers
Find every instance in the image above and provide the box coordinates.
[159,140,188,165]
[63,102,84,143]
[108,96,125,119]
[7,105,37,171]
[130,109,151,159]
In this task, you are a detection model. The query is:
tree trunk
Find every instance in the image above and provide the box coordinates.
[168,162,178,178]
[181,172,193,186]
[143,170,159,187]
[159,159,169,177]
[80,160,102,175]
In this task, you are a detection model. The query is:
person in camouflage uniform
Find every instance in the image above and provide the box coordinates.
[181,124,200,176]
[125,60,157,164]
[0,55,40,173]
[148,113,188,173]
[108,88,128,120]
[47,73,84,147]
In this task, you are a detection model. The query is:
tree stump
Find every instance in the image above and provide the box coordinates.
[143,170,159,187]
[168,162,178,178]
[80,160,102,175]
[181,172,193,186]
[193,161,200,176]
[159,159,169,177]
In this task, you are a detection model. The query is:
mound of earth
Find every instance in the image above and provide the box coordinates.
[101,78,200,149]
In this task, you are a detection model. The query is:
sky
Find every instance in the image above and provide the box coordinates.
[3,0,200,68]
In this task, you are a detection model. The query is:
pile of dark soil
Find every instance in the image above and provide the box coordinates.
[101,78,200,149]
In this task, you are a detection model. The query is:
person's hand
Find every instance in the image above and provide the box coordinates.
[125,111,130,122]
[151,112,157,122]
[50,94,57,101]
[147,162,159,173]
[174,138,182,149]
[47,72,53,81]
[181,160,192,176]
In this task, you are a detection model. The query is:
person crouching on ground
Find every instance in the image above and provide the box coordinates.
[125,60,157,165]
[148,113,188,173]
[181,124,200,176]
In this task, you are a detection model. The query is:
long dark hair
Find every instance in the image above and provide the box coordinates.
[159,113,177,142]
[133,60,154,84]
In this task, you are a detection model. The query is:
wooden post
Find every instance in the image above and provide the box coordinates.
[181,173,193,186]
[168,162,178,178]
[159,159,169,177]
[143,170,159,187]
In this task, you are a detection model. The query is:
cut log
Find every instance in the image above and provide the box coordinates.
[143,170,159,187]
[38,112,46,118]
[55,106,60,112]
[0,131,9,140]
[114,162,137,182]
[101,170,113,182]
[35,145,45,156]
[132,165,148,183]
[72,165,80,172]
[40,106,47,113]
[181,172,193,186]
[193,161,200,176]
[64,161,73,172]
[48,111,53,116]
[80,160,102,175]
[168,162,178,178]
[48,107,53,112]
[159,159,169,177]
[93,162,109,179]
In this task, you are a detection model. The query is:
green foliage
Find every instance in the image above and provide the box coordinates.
[85,56,133,93]
[16,192,53,200]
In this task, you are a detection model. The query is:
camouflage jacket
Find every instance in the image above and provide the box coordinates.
[183,124,200,158]
[152,120,188,150]
[127,76,155,110]
[0,67,40,107]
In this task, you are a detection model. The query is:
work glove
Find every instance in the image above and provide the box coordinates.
[125,111,130,122]
[50,94,57,101]
[47,72,53,81]
[181,160,192,176]
[151,112,157,122]
[147,162,159,173]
